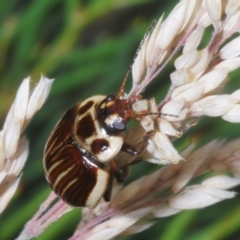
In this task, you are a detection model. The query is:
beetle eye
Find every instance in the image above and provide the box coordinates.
[113,120,125,131]
[106,94,115,101]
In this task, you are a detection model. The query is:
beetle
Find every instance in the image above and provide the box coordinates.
[43,70,156,208]
[43,22,160,208]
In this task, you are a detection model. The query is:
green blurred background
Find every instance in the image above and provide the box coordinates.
[1,0,240,239]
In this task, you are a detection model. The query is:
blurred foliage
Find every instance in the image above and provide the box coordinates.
[1,0,240,239]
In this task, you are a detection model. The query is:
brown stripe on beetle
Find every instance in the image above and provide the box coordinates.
[50,145,90,191]
[44,106,78,170]
[45,140,105,207]
[46,150,75,185]
[78,100,94,115]
[45,125,72,158]
[65,167,109,208]
[53,145,106,207]
[76,113,96,139]
[52,164,75,190]
[61,173,95,207]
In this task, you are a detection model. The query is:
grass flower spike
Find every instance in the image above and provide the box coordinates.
[0,76,53,214]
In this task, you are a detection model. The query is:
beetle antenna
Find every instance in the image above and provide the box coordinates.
[136,112,178,118]
[117,69,130,97]
[117,20,157,98]
[158,113,178,118]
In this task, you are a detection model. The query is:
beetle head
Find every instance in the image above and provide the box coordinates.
[97,94,131,135]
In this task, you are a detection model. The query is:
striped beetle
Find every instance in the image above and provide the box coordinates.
[43,22,158,208]
[43,73,154,208]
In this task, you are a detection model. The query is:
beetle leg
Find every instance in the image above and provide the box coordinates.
[104,131,155,202]
[110,160,129,182]
[121,130,155,156]
[103,161,129,202]
[118,165,129,182]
